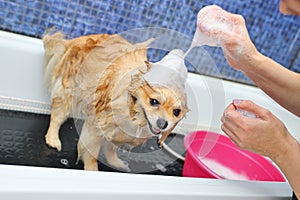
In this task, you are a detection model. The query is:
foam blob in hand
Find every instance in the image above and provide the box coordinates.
[236,108,258,119]
[232,100,258,119]
[192,5,236,48]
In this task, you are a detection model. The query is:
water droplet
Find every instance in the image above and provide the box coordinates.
[149,146,155,150]
[155,164,167,172]
[60,158,69,166]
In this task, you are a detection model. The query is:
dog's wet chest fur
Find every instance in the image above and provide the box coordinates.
[93,86,150,147]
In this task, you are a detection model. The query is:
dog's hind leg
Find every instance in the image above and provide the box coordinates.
[77,121,104,171]
[45,90,72,151]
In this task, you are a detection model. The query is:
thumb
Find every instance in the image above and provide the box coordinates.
[232,99,266,118]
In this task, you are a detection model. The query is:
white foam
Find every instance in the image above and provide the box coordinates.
[143,49,187,94]
[184,5,235,57]
[200,157,249,180]
[236,108,258,118]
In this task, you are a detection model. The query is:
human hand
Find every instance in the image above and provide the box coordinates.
[221,99,292,161]
[195,5,259,71]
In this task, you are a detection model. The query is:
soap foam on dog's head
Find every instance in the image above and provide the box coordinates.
[143,49,187,95]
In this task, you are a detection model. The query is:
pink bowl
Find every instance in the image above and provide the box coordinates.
[182,130,285,182]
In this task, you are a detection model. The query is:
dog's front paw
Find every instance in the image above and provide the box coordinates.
[45,134,62,151]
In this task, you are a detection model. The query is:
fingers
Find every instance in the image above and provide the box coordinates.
[221,100,291,158]
[221,100,277,152]
[196,5,248,58]
[221,104,246,144]
[221,100,261,149]
[221,111,238,137]
[221,122,239,145]
[232,99,271,119]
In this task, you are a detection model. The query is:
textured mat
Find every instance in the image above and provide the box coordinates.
[0,109,185,176]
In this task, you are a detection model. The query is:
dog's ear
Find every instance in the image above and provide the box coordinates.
[128,73,144,95]
[128,73,155,98]
[144,60,151,71]
[138,61,151,74]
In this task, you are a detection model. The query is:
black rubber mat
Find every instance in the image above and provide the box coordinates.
[0,109,185,176]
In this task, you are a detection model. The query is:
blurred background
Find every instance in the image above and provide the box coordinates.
[0,0,299,85]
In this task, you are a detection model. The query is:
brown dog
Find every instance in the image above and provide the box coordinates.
[43,32,188,171]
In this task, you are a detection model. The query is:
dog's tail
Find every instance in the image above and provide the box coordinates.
[42,30,66,92]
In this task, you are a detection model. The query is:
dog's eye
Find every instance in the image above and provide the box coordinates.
[149,98,160,106]
[173,109,181,117]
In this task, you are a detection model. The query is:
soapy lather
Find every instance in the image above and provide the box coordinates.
[233,100,258,118]
[185,5,243,57]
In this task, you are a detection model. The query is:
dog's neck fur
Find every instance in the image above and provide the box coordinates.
[128,92,147,127]
[94,49,149,114]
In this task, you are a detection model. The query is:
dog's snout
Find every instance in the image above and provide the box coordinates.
[156,118,168,130]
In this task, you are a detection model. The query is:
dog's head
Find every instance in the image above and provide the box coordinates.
[129,78,188,136]
[127,49,189,138]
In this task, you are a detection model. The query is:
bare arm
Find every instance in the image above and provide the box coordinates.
[239,51,300,117]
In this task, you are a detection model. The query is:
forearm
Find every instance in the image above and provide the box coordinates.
[272,134,300,199]
[241,51,300,117]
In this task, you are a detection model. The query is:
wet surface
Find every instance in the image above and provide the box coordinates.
[0,109,185,176]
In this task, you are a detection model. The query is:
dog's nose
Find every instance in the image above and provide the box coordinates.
[156,118,168,130]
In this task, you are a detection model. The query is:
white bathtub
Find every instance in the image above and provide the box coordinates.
[0,30,298,199]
